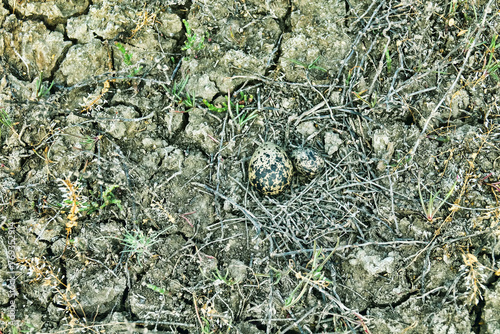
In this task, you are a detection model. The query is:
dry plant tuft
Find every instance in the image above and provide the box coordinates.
[460,251,488,305]
[17,257,87,328]
[58,178,87,236]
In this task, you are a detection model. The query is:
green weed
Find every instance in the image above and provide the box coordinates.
[146,283,168,295]
[82,185,123,214]
[1,307,35,333]
[200,317,211,334]
[283,241,335,310]
[385,47,392,73]
[100,185,123,211]
[353,90,378,108]
[0,108,13,140]
[181,19,207,55]
[120,230,158,260]
[167,76,197,109]
[418,176,458,222]
[286,55,327,72]
[35,71,54,99]
[223,91,258,130]
[389,152,412,169]
[484,35,499,82]
[212,268,236,286]
[203,99,228,113]
[115,42,143,77]
[234,103,257,126]
[115,42,132,65]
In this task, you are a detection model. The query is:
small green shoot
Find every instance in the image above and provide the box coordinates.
[115,42,133,65]
[201,317,211,333]
[256,266,285,285]
[181,19,206,54]
[385,47,392,73]
[115,42,143,77]
[1,314,35,334]
[147,283,168,295]
[286,55,327,72]
[283,241,336,310]
[121,230,158,260]
[427,134,450,143]
[183,91,196,109]
[0,108,14,139]
[345,70,353,86]
[204,91,257,127]
[171,76,189,100]
[168,76,197,108]
[234,103,258,126]
[79,184,122,215]
[101,185,123,211]
[484,35,499,82]
[370,92,378,108]
[203,99,228,113]
[212,268,236,286]
[418,176,458,222]
[35,71,54,99]
[225,91,258,132]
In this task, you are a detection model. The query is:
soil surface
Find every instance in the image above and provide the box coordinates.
[1,0,500,333]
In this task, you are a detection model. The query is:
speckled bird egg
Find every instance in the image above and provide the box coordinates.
[248,142,294,195]
[291,148,325,178]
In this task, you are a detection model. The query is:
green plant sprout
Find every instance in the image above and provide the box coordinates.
[120,230,159,260]
[79,134,102,151]
[171,76,189,99]
[115,42,132,65]
[385,47,392,73]
[418,176,458,222]
[200,317,211,334]
[234,101,258,126]
[115,42,143,77]
[167,76,197,108]
[35,71,54,99]
[181,19,207,53]
[203,91,256,126]
[426,134,450,143]
[146,283,168,295]
[0,108,14,140]
[203,99,228,113]
[283,241,336,310]
[183,91,196,109]
[78,184,123,215]
[223,91,258,132]
[255,266,285,285]
[286,55,327,72]
[232,92,257,126]
[100,185,123,211]
[483,35,499,82]
[212,268,236,286]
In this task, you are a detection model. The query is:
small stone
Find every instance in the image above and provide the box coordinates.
[324,132,342,156]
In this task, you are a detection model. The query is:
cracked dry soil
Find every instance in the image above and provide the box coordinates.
[1,0,500,333]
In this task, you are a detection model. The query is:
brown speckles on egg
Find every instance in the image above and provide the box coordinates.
[291,148,325,177]
[248,142,294,195]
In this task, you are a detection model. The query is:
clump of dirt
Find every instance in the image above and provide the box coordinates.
[1,0,499,333]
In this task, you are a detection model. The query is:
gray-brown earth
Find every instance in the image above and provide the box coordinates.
[1,0,500,333]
